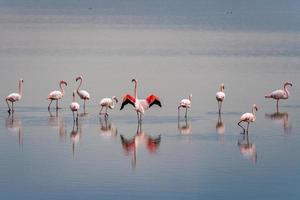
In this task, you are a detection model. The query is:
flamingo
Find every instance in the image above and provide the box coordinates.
[265,81,292,110]
[75,75,90,112]
[178,94,192,119]
[238,104,258,134]
[70,91,80,123]
[216,83,225,113]
[120,79,162,124]
[99,96,118,116]
[5,79,24,114]
[47,80,67,110]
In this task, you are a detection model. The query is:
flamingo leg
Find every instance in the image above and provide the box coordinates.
[6,99,11,114]
[246,122,250,133]
[185,107,188,118]
[56,99,58,110]
[238,120,245,134]
[218,101,222,114]
[72,111,75,122]
[276,100,279,111]
[178,106,181,119]
[12,102,14,113]
[84,100,86,113]
[48,100,53,110]
[76,111,79,124]
[99,106,104,115]
[105,107,108,117]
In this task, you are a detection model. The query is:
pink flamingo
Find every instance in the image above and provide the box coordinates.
[5,79,24,114]
[47,80,67,110]
[216,83,225,113]
[120,79,162,124]
[178,94,192,119]
[238,104,258,134]
[75,75,90,112]
[70,91,80,123]
[99,96,118,116]
[265,81,292,110]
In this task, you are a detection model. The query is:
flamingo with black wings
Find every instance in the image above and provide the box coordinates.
[120,79,162,124]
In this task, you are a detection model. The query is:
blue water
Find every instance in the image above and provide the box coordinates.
[0,1,300,199]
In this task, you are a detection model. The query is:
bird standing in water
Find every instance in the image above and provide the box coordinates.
[5,78,24,114]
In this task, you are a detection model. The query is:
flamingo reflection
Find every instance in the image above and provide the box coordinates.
[238,133,257,165]
[216,113,225,143]
[5,114,23,147]
[265,111,291,134]
[70,121,81,157]
[120,124,161,168]
[48,110,66,141]
[99,117,118,137]
[178,117,192,135]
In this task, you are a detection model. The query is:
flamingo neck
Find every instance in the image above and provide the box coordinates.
[73,94,75,102]
[133,81,138,99]
[19,80,22,97]
[77,78,82,92]
[60,83,65,96]
[252,107,257,116]
[188,95,192,102]
[220,86,224,92]
[284,84,290,98]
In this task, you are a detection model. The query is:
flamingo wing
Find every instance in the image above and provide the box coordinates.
[146,94,162,108]
[120,94,136,110]
[6,93,21,102]
[78,90,90,100]
[48,90,63,100]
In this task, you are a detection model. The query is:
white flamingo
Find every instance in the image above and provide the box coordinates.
[47,80,67,110]
[75,75,90,112]
[265,81,292,110]
[120,79,162,124]
[238,104,258,133]
[70,91,80,123]
[216,83,225,113]
[99,96,118,116]
[5,79,24,114]
[178,94,192,119]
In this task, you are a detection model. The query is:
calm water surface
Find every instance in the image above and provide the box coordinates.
[0,2,300,200]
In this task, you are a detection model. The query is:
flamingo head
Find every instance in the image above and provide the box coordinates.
[76,76,83,82]
[19,79,24,83]
[131,78,137,83]
[189,94,192,101]
[112,96,118,103]
[253,104,258,112]
[220,83,225,91]
[284,81,292,87]
[60,80,67,86]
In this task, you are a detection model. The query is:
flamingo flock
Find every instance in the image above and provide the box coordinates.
[4,78,293,135]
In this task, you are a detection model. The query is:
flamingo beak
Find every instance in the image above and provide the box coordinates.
[131,79,136,82]
[289,83,293,86]
[76,77,80,81]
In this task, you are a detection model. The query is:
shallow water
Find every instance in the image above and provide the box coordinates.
[1,2,300,200]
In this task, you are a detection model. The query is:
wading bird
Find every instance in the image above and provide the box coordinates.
[70,91,80,123]
[76,75,90,113]
[5,79,24,114]
[238,104,258,134]
[47,80,67,110]
[120,79,162,124]
[265,81,292,110]
[99,96,118,117]
[216,83,225,113]
[178,94,192,119]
